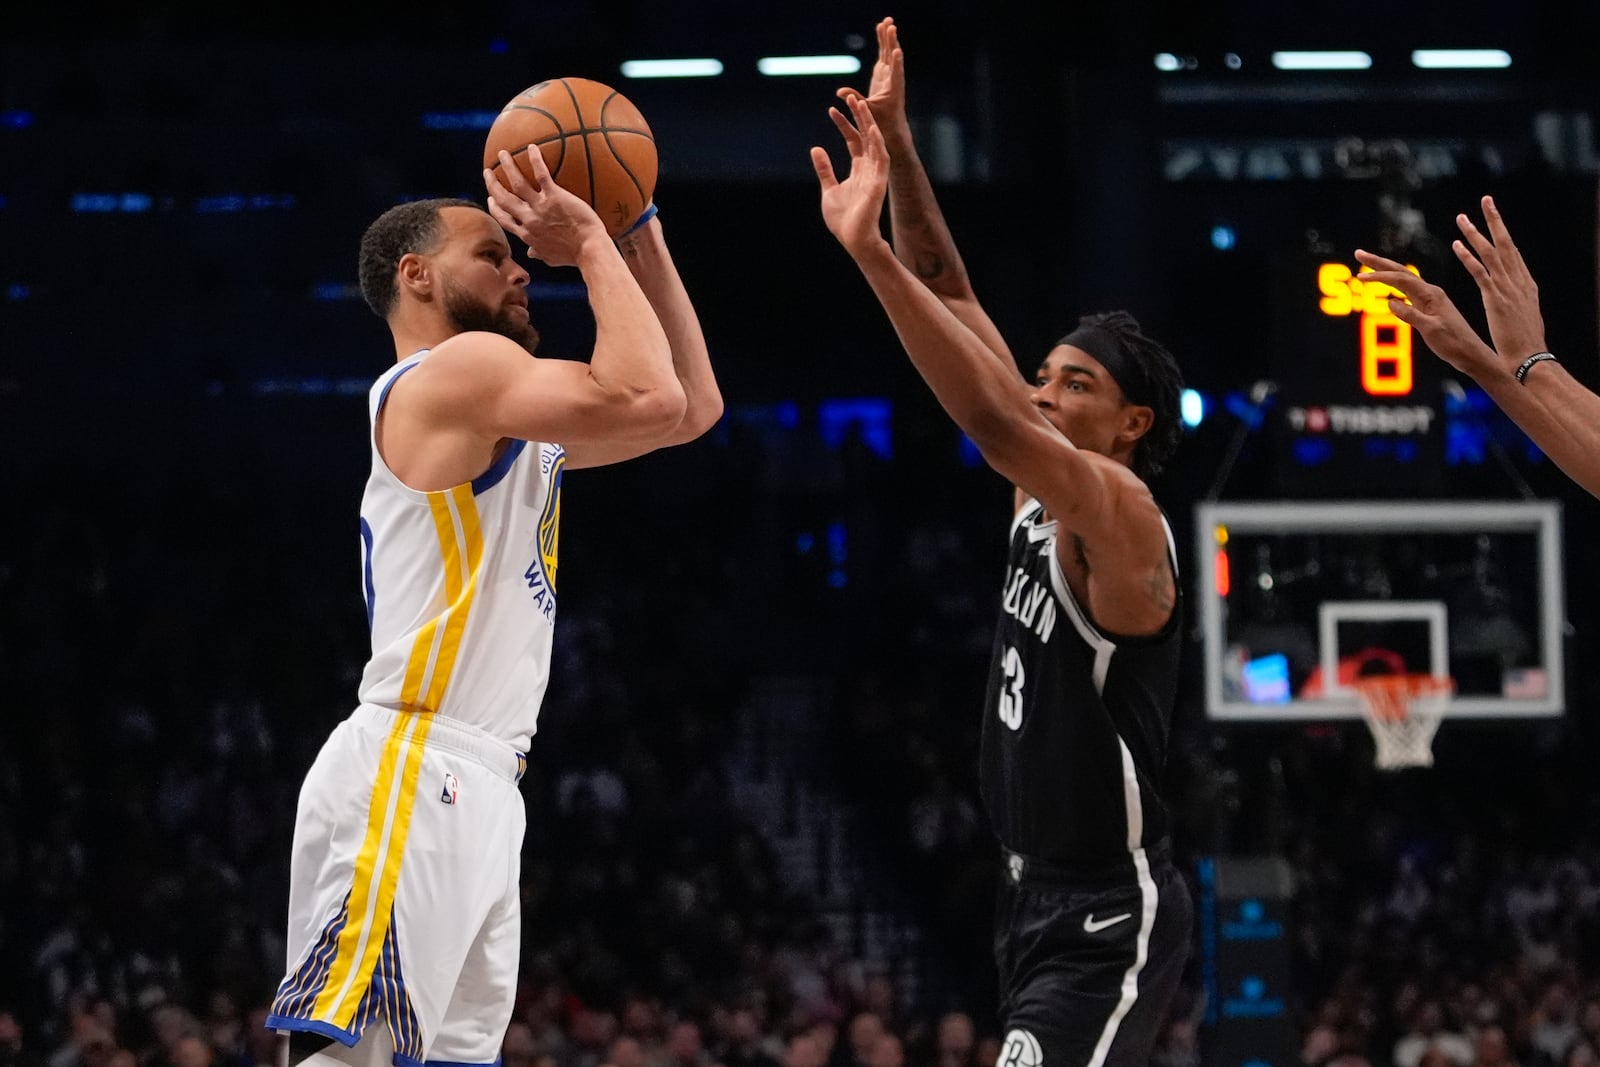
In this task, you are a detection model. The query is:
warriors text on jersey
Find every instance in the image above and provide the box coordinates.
[356,353,565,750]
[980,497,1181,863]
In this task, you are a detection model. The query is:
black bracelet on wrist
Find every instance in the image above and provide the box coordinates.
[1514,351,1556,384]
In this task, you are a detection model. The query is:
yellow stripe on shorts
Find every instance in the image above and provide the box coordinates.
[312,486,485,1027]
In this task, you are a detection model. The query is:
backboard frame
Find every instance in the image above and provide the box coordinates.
[1197,500,1565,721]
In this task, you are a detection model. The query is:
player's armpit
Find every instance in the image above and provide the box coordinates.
[990,431,1173,635]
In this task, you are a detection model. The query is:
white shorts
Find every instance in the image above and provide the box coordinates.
[267,705,527,1067]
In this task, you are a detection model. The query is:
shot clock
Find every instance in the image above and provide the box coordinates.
[1270,246,1445,497]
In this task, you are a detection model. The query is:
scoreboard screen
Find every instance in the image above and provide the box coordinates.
[1270,250,1444,497]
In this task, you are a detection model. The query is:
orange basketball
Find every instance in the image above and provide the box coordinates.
[483,77,657,239]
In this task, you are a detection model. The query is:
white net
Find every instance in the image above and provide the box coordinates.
[1354,675,1454,770]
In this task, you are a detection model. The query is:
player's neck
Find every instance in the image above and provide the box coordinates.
[388,305,456,362]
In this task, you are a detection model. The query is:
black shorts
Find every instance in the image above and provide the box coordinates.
[993,839,1193,1067]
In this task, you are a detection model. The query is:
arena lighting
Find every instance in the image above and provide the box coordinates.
[1154,53,1182,71]
[1181,389,1206,428]
[757,55,862,76]
[620,59,724,79]
[1411,49,1511,69]
[1270,50,1373,70]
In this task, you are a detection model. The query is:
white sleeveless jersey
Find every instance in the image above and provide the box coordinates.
[355,353,564,750]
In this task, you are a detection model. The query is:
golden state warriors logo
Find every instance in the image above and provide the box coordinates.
[539,446,564,590]
[524,444,564,620]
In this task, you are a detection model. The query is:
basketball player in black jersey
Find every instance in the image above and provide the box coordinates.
[815,20,1191,1067]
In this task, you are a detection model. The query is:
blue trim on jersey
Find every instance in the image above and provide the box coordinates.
[360,517,377,630]
[394,1057,504,1067]
[377,361,421,415]
[263,1016,360,1049]
[472,438,526,495]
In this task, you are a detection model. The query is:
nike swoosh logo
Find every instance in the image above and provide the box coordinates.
[1083,912,1134,933]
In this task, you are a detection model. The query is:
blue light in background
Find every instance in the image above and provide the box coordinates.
[5,284,30,302]
[818,397,893,459]
[957,432,983,468]
[195,195,246,213]
[252,377,371,397]
[312,283,362,302]
[1180,388,1206,428]
[422,111,499,130]
[1292,438,1334,465]
[1,110,35,129]
[1223,390,1269,429]
[488,39,509,55]
[1242,654,1290,703]
[1210,224,1236,251]
[70,192,153,213]
[71,194,120,213]
[826,522,847,563]
[526,282,588,302]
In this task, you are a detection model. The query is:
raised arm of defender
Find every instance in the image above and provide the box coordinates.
[814,96,1171,634]
[1356,196,1600,500]
[838,16,1014,366]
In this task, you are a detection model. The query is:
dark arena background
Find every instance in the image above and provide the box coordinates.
[3,4,1599,1067]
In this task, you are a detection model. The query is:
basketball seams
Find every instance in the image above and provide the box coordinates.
[556,79,597,210]
[598,91,649,204]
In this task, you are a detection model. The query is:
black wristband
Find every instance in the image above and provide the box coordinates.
[1514,351,1556,384]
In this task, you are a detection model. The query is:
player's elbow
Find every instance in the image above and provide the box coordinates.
[680,391,724,441]
[625,380,688,436]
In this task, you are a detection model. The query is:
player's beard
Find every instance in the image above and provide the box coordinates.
[442,278,540,354]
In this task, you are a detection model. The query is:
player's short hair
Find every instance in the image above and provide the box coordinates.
[358,198,485,319]
[1057,310,1185,481]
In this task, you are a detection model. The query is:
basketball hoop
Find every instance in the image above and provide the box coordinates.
[1352,674,1455,770]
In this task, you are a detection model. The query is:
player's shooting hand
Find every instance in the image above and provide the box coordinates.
[835,17,911,150]
[812,95,890,255]
[1453,196,1549,369]
[484,148,609,269]
[1355,249,1499,378]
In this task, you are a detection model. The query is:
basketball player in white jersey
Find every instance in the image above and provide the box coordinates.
[265,147,721,1067]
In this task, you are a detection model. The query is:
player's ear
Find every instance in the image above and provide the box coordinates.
[397,252,432,301]
[1118,403,1155,445]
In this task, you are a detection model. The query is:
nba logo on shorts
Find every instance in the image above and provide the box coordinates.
[441,773,460,805]
[998,1030,1042,1067]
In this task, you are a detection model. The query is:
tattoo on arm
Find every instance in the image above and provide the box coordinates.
[1147,563,1176,616]
[914,251,946,281]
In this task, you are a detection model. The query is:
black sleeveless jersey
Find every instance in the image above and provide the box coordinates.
[979,498,1182,864]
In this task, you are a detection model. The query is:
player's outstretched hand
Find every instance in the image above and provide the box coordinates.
[812,95,890,255]
[484,148,608,268]
[1355,249,1498,378]
[1452,196,1548,370]
[836,17,911,151]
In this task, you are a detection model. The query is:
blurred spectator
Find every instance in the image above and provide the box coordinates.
[2,1013,42,1067]
[1396,1001,1476,1067]
[504,1023,539,1067]
[934,1014,974,1067]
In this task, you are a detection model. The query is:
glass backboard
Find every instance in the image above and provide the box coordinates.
[1196,501,1565,720]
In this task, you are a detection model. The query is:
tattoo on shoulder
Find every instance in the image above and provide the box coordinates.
[914,251,945,281]
[1147,564,1176,615]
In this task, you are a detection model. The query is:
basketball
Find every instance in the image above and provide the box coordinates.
[483,77,658,239]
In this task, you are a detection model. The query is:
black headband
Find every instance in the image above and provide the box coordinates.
[1057,325,1149,406]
